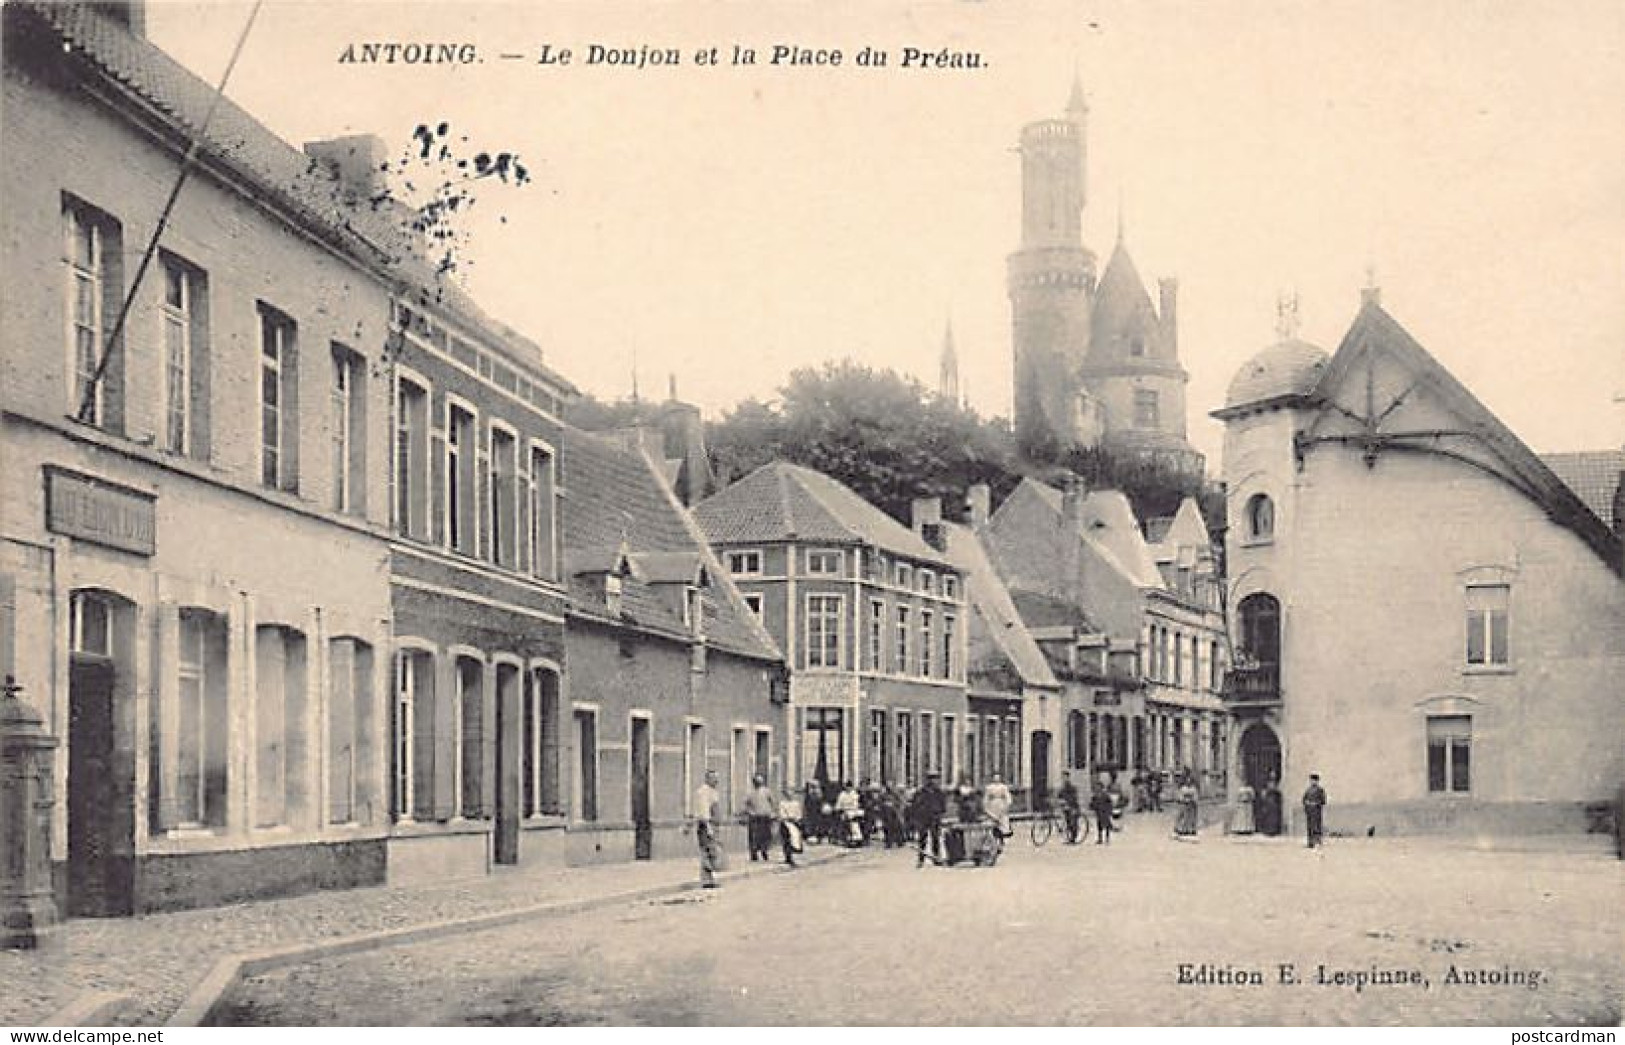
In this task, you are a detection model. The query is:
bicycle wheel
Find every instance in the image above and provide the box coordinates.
[1074,813,1092,844]
[1031,815,1053,847]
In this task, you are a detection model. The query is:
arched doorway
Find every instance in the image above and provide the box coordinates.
[1239,723,1281,791]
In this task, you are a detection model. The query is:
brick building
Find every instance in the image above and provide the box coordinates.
[559,430,783,859]
[694,464,979,791]
[1214,295,1624,835]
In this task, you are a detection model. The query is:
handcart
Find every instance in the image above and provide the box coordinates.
[940,817,1005,867]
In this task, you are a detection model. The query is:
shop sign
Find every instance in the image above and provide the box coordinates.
[43,466,156,556]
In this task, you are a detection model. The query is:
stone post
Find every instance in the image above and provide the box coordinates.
[1,676,58,948]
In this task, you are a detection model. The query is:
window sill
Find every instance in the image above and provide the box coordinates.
[1461,665,1514,676]
[1239,537,1274,549]
[389,818,492,838]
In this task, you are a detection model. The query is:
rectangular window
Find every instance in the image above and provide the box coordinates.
[921,711,936,777]
[446,403,477,554]
[1134,389,1159,429]
[1465,585,1510,666]
[254,625,308,828]
[801,707,845,786]
[943,576,958,599]
[159,255,207,456]
[490,426,518,568]
[63,199,123,429]
[942,614,956,680]
[529,444,557,580]
[896,711,915,786]
[685,722,705,816]
[920,570,935,594]
[69,591,112,658]
[754,728,771,786]
[173,609,229,829]
[806,594,843,669]
[895,563,912,588]
[727,550,762,576]
[394,650,437,822]
[394,377,430,539]
[457,658,486,819]
[867,598,885,671]
[329,346,365,515]
[895,605,910,675]
[730,726,749,813]
[327,638,374,825]
[942,714,957,784]
[1427,715,1472,794]
[806,549,842,576]
[867,709,888,783]
[920,609,933,677]
[258,306,298,491]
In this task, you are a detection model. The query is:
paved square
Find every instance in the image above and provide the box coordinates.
[214,827,1621,1026]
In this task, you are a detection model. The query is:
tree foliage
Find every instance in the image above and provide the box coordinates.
[705,359,1225,537]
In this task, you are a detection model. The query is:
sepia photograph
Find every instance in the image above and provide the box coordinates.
[1,0,1621,1031]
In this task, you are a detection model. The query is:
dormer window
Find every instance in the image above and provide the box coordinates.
[943,576,959,599]
[920,570,935,594]
[604,574,623,616]
[685,586,705,637]
[896,563,913,588]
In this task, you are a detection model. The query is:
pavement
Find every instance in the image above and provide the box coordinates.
[207,822,1622,1027]
[0,839,836,1027]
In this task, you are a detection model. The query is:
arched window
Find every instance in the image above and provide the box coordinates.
[1237,593,1281,666]
[1246,493,1275,541]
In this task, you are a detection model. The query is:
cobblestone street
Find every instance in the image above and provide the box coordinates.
[215,826,1621,1026]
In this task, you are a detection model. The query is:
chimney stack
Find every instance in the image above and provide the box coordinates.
[912,496,946,551]
[966,484,991,529]
[1360,284,1382,308]
[304,135,389,200]
[1061,475,1085,533]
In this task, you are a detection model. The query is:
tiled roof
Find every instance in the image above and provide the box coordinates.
[13,2,575,395]
[560,429,779,662]
[694,461,952,565]
[1222,339,1329,412]
[1021,479,1165,589]
[1540,451,1624,530]
[1010,590,1096,631]
[941,524,1058,691]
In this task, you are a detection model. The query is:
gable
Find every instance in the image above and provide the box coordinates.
[1299,304,1621,575]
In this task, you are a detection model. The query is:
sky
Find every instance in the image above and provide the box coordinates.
[147,0,1625,467]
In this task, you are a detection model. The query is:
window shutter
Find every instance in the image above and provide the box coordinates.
[153,601,181,832]
[433,656,457,820]
[190,295,212,461]
[280,338,299,492]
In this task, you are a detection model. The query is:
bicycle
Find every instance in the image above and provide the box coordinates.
[1030,804,1089,846]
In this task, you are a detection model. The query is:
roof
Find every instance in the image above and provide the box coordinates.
[940,524,1059,691]
[560,428,780,662]
[694,461,953,566]
[1143,516,1174,545]
[1010,590,1096,631]
[1308,303,1621,574]
[1022,479,1165,589]
[1222,338,1330,412]
[1540,451,1624,530]
[12,2,576,397]
[1088,240,1159,354]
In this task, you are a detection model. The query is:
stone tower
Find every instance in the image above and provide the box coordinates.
[1008,76,1096,457]
[1008,80,1203,477]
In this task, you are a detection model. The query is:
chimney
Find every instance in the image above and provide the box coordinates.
[966,484,991,529]
[658,395,716,507]
[912,496,946,551]
[304,134,389,200]
[1158,278,1178,355]
[1360,284,1382,308]
[1061,475,1085,533]
[91,1,146,36]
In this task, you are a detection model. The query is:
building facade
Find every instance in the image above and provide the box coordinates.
[1214,296,1624,835]
[983,478,1229,799]
[1007,80,1203,478]
[695,465,982,792]
[2,1,401,913]
[559,429,784,860]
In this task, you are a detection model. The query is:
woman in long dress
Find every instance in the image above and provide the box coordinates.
[1173,775,1200,838]
[1232,784,1257,835]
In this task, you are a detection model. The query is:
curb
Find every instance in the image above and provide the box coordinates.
[46,991,135,1028]
[167,847,855,1028]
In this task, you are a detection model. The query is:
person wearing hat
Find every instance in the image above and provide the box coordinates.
[1302,773,1327,848]
[913,772,947,867]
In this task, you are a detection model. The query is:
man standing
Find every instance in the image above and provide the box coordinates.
[914,772,947,867]
[1302,773,1327,849]
[694,769,724,887]
[1056,771,1082,844]
[743,773,776,862]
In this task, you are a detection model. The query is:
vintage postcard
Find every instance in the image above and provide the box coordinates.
[0,0,1620,1031]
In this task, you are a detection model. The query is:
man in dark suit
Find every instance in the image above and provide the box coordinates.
[914,773,947,867]
[1302,773,1327,848]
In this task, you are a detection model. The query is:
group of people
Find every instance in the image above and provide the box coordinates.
[692,765,1333,887]
[1228,773,1327,847]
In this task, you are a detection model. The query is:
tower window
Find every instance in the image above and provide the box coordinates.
[1134,389,1159,428]
[1246,493,1275,541]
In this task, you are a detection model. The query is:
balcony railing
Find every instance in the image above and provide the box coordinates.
[1221,662,1280,704]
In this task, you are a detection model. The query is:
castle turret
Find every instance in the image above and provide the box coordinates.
[1009,80,1097,457]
